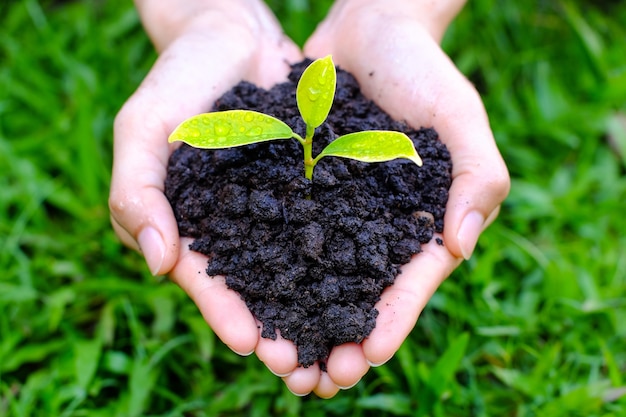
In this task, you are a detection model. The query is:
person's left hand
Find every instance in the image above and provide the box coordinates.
[281,0,510,397]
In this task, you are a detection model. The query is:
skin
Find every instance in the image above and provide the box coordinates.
[109,0,510,399]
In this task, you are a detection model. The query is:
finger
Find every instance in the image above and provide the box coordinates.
[249,41,303,89]
[110,103,181,275]
[170,239,259,355]
[362,236,461,365]
[109,33,261,275]
[325,343,369,389]
[437,97,510,259]
[282,363,321,396]
[313,372,341,399]
[244,3,304,88]
[309,23,510,260]
[255,328,299,377]
[395,47,510,260]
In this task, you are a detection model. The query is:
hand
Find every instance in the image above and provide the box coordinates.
[109,0,312,393]
[110,0,510,399]
[293,0,511,396]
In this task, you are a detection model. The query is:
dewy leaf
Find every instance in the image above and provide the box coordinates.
[316,131,423,166]
[168,110,294,148]
[296,55,337,129]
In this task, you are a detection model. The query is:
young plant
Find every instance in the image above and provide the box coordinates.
[168,55,422,184]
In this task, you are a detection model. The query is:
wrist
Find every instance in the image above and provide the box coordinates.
[329,0,466,42]
[134,0,284,52]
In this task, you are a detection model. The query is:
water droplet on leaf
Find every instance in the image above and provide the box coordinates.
[246,126,263,137]
[317,69,329,85]
[308,87,321,101]
[214,121,232,136]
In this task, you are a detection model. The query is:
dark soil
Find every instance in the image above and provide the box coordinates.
[164,61,452,367]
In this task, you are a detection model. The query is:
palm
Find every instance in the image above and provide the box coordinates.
[164,32,305,364]
[163,33,312,388]
[111,24,306,384]
[296,7,508,395]
[172,24,473,397]
[113,3,508,398]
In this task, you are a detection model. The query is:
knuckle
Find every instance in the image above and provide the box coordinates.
[113,101,135,134]
[491,165,511,202]
[108,188,129,219]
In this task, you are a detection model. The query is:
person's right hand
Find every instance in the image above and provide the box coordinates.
[109,0,315,395]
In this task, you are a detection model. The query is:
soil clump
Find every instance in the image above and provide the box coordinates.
[164,61,452,367]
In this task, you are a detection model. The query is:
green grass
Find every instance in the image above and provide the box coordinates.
[1,0,625,415]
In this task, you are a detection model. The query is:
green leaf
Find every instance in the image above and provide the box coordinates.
[74,337,103,391]
[316,131,423,166]
[356,393,412,415]
[296,55,336,129]
[168,110,294,148]
[427,332,470,397]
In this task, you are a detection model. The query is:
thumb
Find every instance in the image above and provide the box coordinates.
[323,34,510,261]
[109,34,258,275]
[434,81,510,260]
[109,98,181,275]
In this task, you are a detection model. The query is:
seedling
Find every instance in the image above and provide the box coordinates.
[168,56,422,185]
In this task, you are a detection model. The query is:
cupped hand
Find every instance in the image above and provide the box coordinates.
[109,0,309,392]
[297,0,511,397]
[110,0,510,399]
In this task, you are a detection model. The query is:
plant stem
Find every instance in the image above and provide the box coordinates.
[303,125,316,181]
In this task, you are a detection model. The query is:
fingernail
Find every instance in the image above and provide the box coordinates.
[285,386,309,397]
[337,381,359,390]
[227,345,254,357]
[138,227,165,276]
[367,354,393,367]
[268,368,293,378]
[457,211,485,260]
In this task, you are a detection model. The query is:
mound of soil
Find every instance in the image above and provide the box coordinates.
[164,61,452,367]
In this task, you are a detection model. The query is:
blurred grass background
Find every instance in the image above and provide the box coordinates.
[1,0,625,415]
